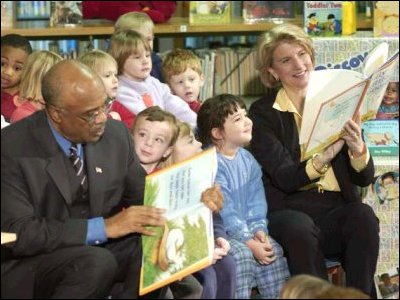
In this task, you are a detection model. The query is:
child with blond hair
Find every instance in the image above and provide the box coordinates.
[115,12,163,82]
[197,94,290,299]
[10,50,62,123]
[162,49,204,113]
[162,120,236,299]
[1,34,32,122]
[108,29,197,129]
[78,50,121,120]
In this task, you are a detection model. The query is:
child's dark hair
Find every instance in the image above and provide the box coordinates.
[197,93,246,146]
[1,34,33,54]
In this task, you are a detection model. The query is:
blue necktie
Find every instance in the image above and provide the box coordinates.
[69,143,87,188]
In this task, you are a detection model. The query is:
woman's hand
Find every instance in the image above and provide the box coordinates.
[342,113,366,157]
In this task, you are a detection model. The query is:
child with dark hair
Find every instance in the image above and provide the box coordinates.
[1,34,32,122]
[197,94,290,298]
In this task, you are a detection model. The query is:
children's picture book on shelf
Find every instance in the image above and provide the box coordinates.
[299,42,399,161]
[374,1,399,37]
[362,120,399,157]
[189,1,231,24]
[1,1,14,28]
[50,1,82,27]
[375,267,400,299]
[139,147,217,296]
[243,1,294,23]
[304,1,343,36]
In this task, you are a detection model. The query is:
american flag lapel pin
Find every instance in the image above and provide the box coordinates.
[95,167,103,174]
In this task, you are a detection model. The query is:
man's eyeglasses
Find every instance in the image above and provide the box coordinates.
[52,99,113,125]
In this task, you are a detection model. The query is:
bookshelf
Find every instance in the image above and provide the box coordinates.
[0,14,373,39]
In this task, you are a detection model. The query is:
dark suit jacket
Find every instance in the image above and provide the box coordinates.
[249,89,375,212]
[1,110,142,260]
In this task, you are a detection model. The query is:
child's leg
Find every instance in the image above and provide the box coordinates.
[214,254,236,299]
[229,239,256,299]
[255,237,290,299]
[193,266,217,299]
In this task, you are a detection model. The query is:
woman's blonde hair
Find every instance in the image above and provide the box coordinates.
[161,121,192,168]
[115,12,154,32]
[108,29,152,75]
[162,49,202,85]
[78,49,117,73]
[280,275,331,299]
[256,23,315,88]
[19,50,62,103]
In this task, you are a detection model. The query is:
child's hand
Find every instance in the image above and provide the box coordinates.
[201,184,223,212]
[212,247,226,264]
[253,230,267,243]
[215,237,230,254]
[246,239,276,265]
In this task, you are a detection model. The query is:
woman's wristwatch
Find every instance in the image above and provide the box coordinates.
[312,153,329,175]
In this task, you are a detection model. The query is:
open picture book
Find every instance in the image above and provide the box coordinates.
[299,42,399,161]
[139,147,217,296]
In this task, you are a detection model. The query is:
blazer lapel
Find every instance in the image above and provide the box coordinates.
[32,111,73,205]
[85,144,106,216]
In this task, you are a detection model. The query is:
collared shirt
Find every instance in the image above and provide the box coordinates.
[48,119,107,245]
[273,89,370,192]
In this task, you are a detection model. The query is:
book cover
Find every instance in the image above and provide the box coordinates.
[374,1,399,37]
[50,1,82,27]
[363,156,399,276]
[243,1,294,23]
[304,1,343,37]
[189,1,231,24]
[299,42,399,161]
[362,120,399,157]
[376,81,399,120]
[139,147,217,296]
[375,267,399,299]
[1,1,14,28]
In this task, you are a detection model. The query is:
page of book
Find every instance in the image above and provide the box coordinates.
[139,147,217,295]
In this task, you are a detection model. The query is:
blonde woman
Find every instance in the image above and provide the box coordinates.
[10,50,62,123]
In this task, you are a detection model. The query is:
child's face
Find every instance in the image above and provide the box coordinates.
[1,46,29,93]
[219,106,253,148]
[169,68,204,104]
[173,132,202,162]
[96,60,118,99]
[137,27,154,50]
[383,82,399,105]
[133,118,173,171]
[123,45,152,82]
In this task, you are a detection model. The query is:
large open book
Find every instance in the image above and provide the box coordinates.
[139,147,217,295]
[300,42,399,161]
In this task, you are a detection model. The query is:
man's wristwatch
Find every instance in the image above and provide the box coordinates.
[312,153,329,175]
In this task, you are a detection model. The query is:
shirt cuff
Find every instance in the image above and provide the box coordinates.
[348,147,370,173]
[306,159,322,180]
[86,217,107,245]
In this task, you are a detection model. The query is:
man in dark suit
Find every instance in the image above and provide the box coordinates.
[1,60,165,298]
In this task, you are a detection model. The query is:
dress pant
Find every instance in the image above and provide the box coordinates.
[267,191,379,297]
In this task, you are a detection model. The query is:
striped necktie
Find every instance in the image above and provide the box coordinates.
[69,143,87,188]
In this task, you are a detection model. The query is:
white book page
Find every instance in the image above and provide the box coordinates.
[300,69,365,145]
[362,42,389,78]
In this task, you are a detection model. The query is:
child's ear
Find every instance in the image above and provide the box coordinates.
[162,146,174,158]
[211,127,223,141]
[199,74,205,87]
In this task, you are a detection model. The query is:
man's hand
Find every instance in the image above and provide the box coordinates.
[104,206,165,239]
[201,184,224,212]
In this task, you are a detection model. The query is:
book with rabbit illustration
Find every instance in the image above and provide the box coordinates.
[139,147,217,295]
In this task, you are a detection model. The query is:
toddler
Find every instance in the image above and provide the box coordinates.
[11,50,62,123]
[1,34,32,122]
[108,29,197,129]
[163,49,204,113]
[78,50,121,120]
[197,94,290,299]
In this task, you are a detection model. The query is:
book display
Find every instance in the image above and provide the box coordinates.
[189,1,231,24]
[374,1,399,37]
[362,120,399,156]
[243,1,294,23]
[1,1,14,28]
[304,1,343,36]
